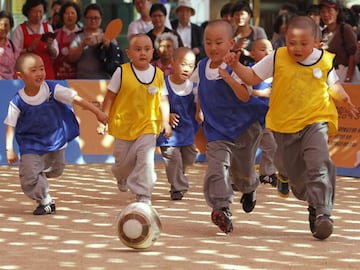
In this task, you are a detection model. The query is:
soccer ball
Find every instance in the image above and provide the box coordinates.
[116,202,162,249]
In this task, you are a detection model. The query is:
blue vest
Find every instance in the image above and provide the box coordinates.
[197,58,268,142]
[13,81,80,155]
[157,76,199,146]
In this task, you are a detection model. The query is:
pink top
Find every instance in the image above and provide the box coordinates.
[0,39,19,80]
[151,59,174,76]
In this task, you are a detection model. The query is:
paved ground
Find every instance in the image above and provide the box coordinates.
[1,162,360,270]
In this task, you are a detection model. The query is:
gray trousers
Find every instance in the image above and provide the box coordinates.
[19,149,65,205]
[204,122,262,209]
[112,134,157,201]
[273,122,336,216]
[160,144,198,193]
[259,128,278,176]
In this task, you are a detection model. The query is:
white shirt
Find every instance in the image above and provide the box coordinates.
[127,15,173,38]
[107,64,168,96]
[168,78,194,96]
[190,60,252,95]
[253,48,339,85]
[176,22,191,48]
[4,83,77,127]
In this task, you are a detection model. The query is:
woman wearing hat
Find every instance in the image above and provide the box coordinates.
[171,0,204,62]
[320,0,360,83]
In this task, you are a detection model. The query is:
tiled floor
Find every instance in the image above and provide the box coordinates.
[0,163,359,270]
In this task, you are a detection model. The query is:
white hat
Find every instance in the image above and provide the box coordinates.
[175,0,195,16]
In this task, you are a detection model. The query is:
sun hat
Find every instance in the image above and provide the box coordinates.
[175,0,195,16]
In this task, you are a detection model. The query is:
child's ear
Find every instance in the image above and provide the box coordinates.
[15,71,23,80]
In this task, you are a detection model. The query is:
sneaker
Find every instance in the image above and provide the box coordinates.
[170,191,184,200]
[308,206,316,233]
[313,214,333,240]
[33,202,56,215]
[260,174,278,187]
[240,190,256,213]
[277,174,290,198]
[211,207,233,234]
[231,183,239,192]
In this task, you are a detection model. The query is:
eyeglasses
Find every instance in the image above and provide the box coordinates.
[86,16,101,21]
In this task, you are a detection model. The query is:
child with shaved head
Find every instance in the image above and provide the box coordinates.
[100,34,171,204]
[157,47,198,200]
[191,20,268,234]
[4,53,107,215]
[224,16,358,240]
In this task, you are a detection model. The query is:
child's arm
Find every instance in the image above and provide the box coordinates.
[219,67,250,102]
[160,95,172,138]
[329,82,358,117]
[252,87,271,98]
[72,95,108,124]
[5,125,18,164]
[96,90,117,134]
[223,52,263,86]
[195,97,203,124]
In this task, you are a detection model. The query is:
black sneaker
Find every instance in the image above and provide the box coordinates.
[33,202,56,215]
[277,174,290,198]
[170,191,184,200]
[231,183,239,192]
[240,191,256,213]
[260,174,278,187]
[211,207,233,234]
[308,206,316,233]
[313,214,333,240]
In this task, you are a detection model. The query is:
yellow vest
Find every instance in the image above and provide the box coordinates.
[108,63,164,140]
[267,47,338,135]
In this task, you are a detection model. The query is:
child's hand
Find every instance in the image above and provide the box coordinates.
[223,51,240,69]
[96,111,108,125]
[169,113,180,128]
[97,123,108,135]
[162,122,172,138]
[344,99,359,118]
[196,110,203,124]
[6,150,18,164]
[218,67,231,81]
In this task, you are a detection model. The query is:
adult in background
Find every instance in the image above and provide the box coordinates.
[231,1,267,65]
[0,10,20,80]
[171,0,204,63]
[53,1,82,80]
[152,32,179,76]
[320,0,360,83]
[127,0,153,39]
[12,0,59,80]
[147,3,183,61]
[68,3,116,79]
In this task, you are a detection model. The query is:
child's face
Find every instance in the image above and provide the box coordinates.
[126,35,154,70]
[250,39,273,62]
[157,39,175,61]
[285,26,315,62]
[172,51,196,81]
[17,55,46,89]
[204,24,234,66]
